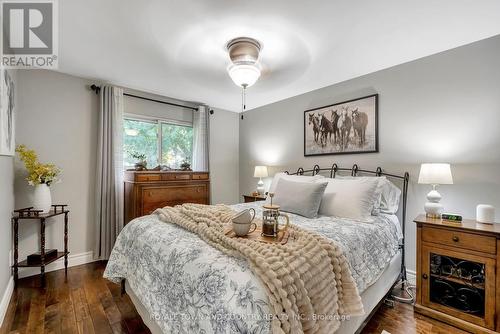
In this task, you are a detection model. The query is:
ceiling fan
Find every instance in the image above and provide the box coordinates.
[226,37,262,111]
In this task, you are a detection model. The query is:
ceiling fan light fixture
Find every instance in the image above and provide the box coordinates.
[228,62,261,88]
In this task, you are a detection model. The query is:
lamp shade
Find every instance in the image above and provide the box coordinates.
[254,166,268,178]
[228,63,261,88]
[418,163,453,185]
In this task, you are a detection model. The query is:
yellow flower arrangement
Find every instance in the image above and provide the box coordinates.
[16,145,61,186]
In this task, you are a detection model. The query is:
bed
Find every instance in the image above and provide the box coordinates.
[104,164,409,334]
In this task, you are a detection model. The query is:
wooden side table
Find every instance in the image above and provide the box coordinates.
[12,205,69,286]
[414,214,500,333]
[243,194,266,203]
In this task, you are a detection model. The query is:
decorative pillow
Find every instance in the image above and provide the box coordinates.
[317,178,380,222]
[268,172,324,194]
[272,179,328,218]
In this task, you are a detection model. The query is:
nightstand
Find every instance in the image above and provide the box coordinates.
[242,194,266,203]
[414,214,500,333]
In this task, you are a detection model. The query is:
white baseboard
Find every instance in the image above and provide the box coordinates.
[18,251,97,279]
[0,276,14,328]
[406,269,416,285]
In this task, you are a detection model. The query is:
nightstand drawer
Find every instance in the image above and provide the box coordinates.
[422,226,496,254]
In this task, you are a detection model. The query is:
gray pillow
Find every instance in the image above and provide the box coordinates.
[272,178,328,218]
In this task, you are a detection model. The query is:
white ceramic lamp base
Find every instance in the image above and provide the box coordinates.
[256,178,264,195]
[424,186,443,218]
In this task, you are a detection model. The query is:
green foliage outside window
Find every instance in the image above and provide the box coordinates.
[123,119,158,168]
[123,118,193,169]
[161,123,193,169]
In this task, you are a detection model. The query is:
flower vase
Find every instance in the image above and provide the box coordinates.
[33,184,52,213]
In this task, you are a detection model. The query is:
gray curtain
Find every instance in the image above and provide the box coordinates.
[94,86,124,260]
[192,105,209,171]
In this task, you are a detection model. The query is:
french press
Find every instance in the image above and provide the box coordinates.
[261,193,289,238]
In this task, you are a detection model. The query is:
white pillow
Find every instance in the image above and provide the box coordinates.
[335,176,401,214]
[317,178,380,222]
[268,172,324,194]
[378,178,401,214]
[273,179,328,218]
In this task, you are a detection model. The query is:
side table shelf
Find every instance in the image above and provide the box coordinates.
[17,252,69,267]
[12,204,69,287]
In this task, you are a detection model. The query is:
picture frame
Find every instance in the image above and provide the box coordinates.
[304,94,378,156]
[0,69,15,156]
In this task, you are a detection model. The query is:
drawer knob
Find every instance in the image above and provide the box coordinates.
[452,236,459,242]
[422,273,428,279]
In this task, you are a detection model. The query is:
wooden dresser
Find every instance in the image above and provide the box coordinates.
[124,171,210,224]
[414,215,500,333]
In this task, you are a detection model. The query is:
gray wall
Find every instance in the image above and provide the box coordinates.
[15,70,99,264]
[210,108,239,204]
[0,70,17,314]
[239,35,500,274]
[14,70,240,268]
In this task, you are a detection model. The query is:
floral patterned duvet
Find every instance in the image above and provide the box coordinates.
[104,202,401,334]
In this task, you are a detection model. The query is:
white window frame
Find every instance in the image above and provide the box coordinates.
[123,114,193,167]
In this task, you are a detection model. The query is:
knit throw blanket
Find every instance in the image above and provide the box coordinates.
[154,204,364,334]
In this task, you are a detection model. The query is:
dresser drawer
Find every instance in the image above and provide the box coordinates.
[422,226,496,254]
[136,174,161,182]
[163,173,191,181]
[141,185,208,215]
[192,173,209,180]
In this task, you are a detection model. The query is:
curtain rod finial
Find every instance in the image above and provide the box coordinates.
[90,84,100,94]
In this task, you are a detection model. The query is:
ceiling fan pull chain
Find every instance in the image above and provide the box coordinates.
[243,86,246,110]
[241,85,247,112]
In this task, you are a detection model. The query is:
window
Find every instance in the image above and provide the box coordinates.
[161,123,193,168]
[123,117,193,169]
[123,119,158,168]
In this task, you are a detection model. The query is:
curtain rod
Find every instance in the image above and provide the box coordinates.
[90,84,200,112]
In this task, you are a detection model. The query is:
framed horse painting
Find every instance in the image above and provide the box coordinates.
[304,94,378,156]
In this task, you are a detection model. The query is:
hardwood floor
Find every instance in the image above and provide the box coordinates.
[361,301,468,334]
[0,262,468,334]
[0,262,150,334]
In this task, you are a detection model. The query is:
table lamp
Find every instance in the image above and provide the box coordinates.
[254,166,268,195]
[418,163,453,218]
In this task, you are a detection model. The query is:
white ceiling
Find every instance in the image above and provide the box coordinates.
[59,0,500,112]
